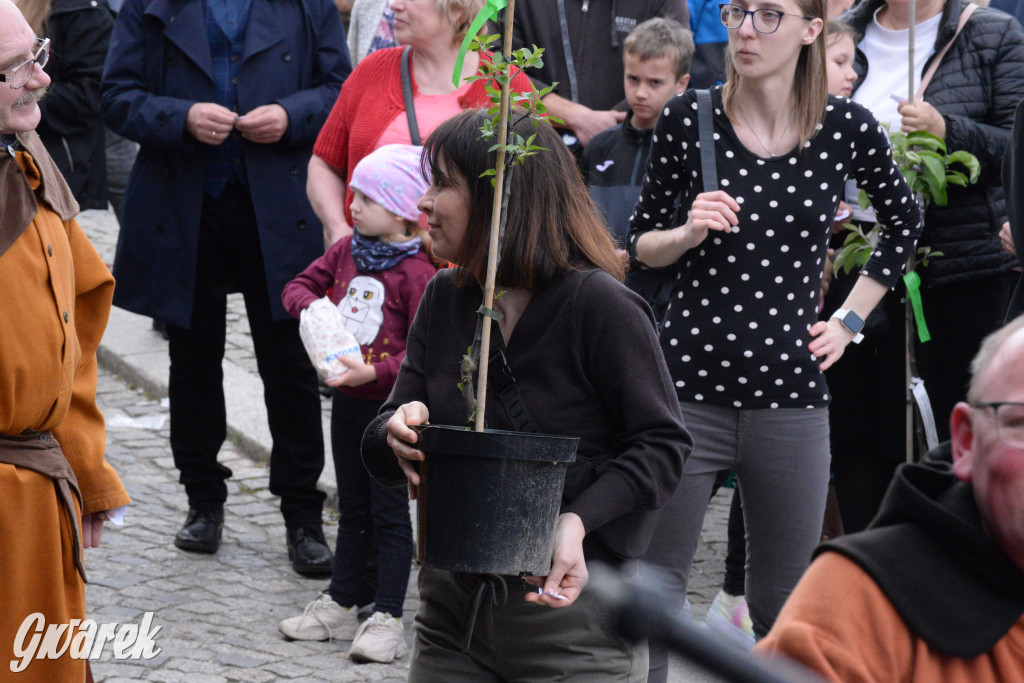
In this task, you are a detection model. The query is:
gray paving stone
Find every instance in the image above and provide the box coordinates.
[90,604,145,620]
[148,671,228,683]
[215,651,268,667]
[90,572,149,590]
[258,660,315,678]
[225,670,280,683]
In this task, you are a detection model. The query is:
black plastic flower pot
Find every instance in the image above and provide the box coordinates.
[414,425,579,576]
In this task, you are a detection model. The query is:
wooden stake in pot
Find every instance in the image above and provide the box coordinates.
[473,0,516,433]
[906,0,917,462]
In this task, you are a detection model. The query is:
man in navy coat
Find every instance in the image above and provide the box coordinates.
[101,0,350,575]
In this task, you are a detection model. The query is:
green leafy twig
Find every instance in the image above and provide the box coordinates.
[465,35,561,181]
[452,20,562,427]
[833,129,978,274]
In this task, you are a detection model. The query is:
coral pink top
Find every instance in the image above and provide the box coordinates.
[313,46,534,225]
[374,85,470,149]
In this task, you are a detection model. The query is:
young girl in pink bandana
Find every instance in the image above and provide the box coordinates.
[279,144,436,663]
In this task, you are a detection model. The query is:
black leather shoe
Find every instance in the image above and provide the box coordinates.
[287,526,333,576]
[174,504,224,553]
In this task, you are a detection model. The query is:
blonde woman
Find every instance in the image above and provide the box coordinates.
[308,0,533,247]
[627,0,922,678]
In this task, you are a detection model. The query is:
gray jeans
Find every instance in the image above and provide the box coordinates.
[104,127,138,224]
[409,567,648,682]
[642,402,830,681]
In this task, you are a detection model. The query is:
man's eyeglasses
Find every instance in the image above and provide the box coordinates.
[971,401,1024,449]
[719,4,813,34]
[0,38,50,90]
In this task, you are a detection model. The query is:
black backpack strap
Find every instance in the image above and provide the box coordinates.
[696,89,717,193]
[401,46,422,146]
[488,334,537,432]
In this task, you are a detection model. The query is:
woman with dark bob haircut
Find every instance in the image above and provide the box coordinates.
[360,108,691,681]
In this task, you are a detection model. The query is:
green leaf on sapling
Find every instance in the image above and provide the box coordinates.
[946,150,981,183]
[858,189,870,211]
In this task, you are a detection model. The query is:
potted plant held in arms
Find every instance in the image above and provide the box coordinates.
[411,0,580,576]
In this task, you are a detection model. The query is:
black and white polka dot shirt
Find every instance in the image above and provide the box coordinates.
[628,88,923,409]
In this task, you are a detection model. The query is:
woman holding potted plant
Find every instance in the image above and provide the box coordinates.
[627,0,922,677]
[361,109,691,681]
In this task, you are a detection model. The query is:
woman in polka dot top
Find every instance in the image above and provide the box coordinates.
[627,0,923,677]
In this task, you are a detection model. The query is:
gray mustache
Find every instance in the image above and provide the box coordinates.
[15,86,47,107]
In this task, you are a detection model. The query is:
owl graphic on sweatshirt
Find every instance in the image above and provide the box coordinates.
[339,276,385,345]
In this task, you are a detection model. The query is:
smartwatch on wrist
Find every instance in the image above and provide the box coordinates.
[830,308,865,344]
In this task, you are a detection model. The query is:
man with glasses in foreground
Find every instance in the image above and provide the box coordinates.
[0,0,131,679]
[756,316,1024,681]
[0,35,48,89]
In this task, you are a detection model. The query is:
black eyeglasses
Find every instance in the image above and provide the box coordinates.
[719,3,813,34]
[0,37,50,90]
[970,401,1024,449]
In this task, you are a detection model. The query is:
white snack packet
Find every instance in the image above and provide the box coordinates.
[299,297,363,382]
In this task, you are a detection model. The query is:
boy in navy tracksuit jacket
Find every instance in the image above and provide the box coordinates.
[582,18,693,320]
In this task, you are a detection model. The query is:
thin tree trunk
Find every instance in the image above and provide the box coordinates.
[473,0,517,432]
[908,0,916,103]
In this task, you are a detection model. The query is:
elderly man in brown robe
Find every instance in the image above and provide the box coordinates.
[0,0,131,679]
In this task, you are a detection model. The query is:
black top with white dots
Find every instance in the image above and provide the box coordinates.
[627,87,923,409]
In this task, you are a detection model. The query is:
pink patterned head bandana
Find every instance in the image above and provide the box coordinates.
[349,144,430,223]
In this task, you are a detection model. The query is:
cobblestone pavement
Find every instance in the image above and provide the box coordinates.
[80,207,735,681]
[89,367,733,682]
[89,368,416,682]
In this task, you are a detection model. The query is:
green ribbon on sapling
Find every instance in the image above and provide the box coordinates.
[452,0,507,87]
[903,271,931,343]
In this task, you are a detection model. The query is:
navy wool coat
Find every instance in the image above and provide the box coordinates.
[100,0,350,327]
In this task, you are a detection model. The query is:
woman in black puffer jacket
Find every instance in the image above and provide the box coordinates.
[18,0,114,210]
[824,0,1024,532]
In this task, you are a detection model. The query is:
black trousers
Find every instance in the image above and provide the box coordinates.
[826,268,1012,532]
[166,179,325,528]
[916,271,1015,441]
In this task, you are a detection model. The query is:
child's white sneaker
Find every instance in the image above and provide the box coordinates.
[279,592,358,641]
[348,611,407,663]
[704,589,755,650]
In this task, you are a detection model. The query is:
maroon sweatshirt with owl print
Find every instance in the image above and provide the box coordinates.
[282,235,437,400]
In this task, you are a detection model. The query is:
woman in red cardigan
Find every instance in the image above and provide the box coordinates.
[308,0,534,247]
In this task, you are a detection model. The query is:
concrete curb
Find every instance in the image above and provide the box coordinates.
[98,306,338,505]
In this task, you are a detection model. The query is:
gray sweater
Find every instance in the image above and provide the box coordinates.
[347,0,389,65]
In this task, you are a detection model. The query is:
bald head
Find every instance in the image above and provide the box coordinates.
[0,0,21,21]
[967,315,1024,403]
[0,0,31,56]
[951,315,1024,572]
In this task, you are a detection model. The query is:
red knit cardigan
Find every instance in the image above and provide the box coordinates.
[313,46,534,225]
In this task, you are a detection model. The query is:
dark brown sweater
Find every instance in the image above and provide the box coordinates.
[362,267,690,556]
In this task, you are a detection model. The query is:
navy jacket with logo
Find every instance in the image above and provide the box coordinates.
[582,112,679,319]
